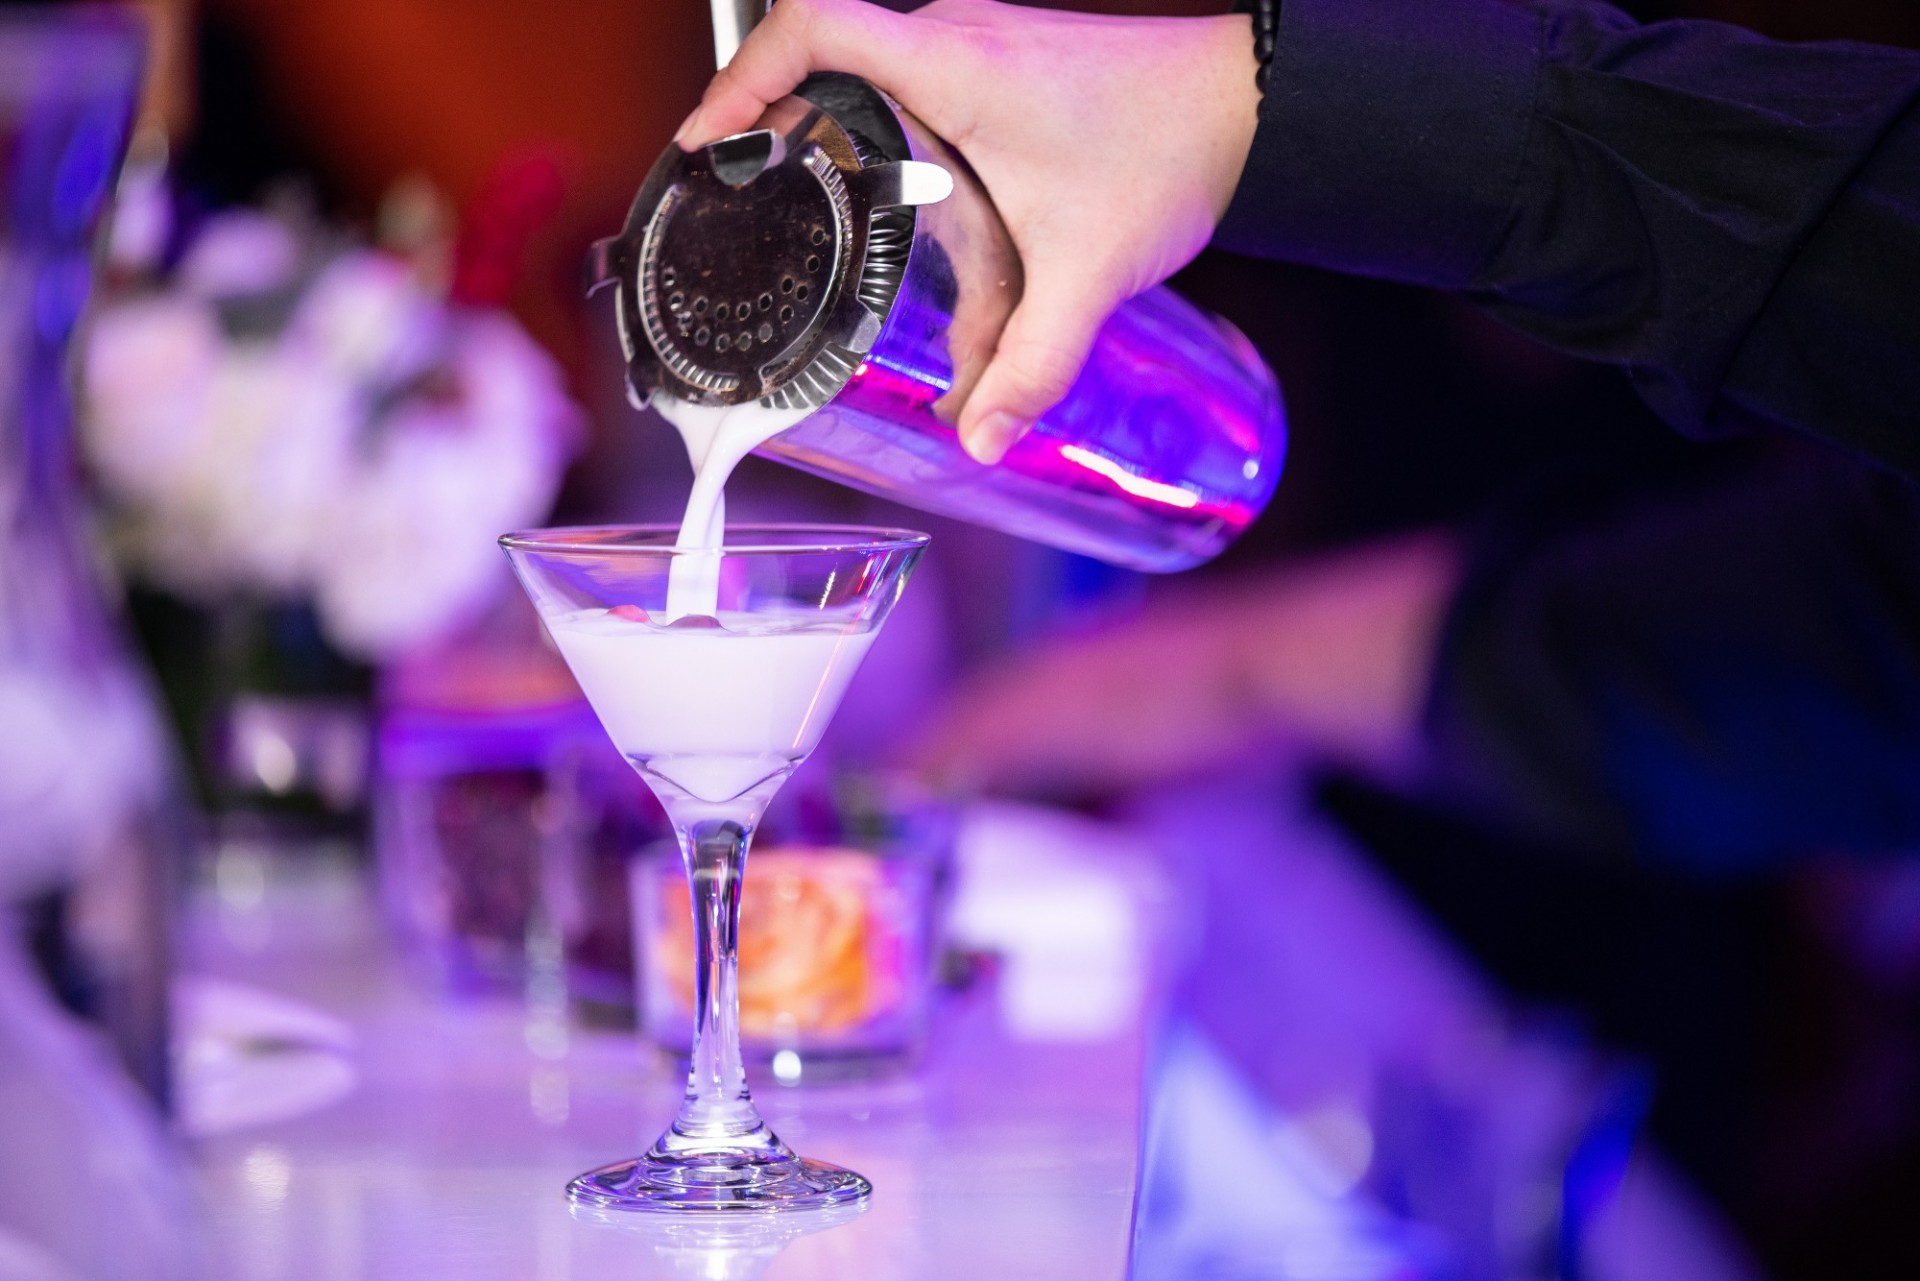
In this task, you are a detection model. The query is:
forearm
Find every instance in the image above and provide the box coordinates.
[1226,534,1462,773]
[1218,0,1920,478]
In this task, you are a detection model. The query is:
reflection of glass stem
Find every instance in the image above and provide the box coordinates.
[634,1201,869,1280]
[653,1234,784,1281]
[648,792,795,1165]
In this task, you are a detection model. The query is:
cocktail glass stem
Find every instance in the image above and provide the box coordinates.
[566,773,873,1209]
[647,801,791,1163]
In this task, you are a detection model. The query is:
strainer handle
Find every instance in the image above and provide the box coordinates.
[710,0,765,69]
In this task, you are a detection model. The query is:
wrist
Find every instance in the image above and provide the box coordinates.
[1230,0,1280,93]
[1199,13,1265,222]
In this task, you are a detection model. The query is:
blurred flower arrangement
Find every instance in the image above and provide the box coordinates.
[81,160,584,662]
[634,779,956,1072]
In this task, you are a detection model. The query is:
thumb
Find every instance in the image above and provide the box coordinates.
[957,270,1113,465]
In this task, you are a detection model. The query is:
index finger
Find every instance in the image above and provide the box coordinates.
[678,0,915,149]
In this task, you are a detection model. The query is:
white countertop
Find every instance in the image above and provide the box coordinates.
[182,807,1163,1281]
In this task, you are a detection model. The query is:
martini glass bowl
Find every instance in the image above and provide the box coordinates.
[500,524,927,1212]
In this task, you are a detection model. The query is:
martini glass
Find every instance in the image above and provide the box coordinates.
[500,524,928,1212]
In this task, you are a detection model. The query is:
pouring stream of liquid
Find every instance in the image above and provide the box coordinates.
[655,397,811,619]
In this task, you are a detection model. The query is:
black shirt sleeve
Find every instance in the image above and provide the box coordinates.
[1216,0,1920,481]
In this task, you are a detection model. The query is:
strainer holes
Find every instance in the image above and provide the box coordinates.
[758,322,773,342]
[779,277,794,294]
[694,327,710,345]
[715,333,732,352]
[805,255,821,272]
[668,291,684,310]
[737,331,752,350]
[779,305,794,321]
[693,296,708,314]
[810,227,827,245]
[795,283,810,301]
[758,293,773,311]
[715,302,731,320]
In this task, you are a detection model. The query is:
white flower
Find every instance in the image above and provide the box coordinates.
[100,340,362,598]
[81,295,223,509]
[286,250,444,388]
[199,345,361,592]
[176,208,302,298]
[314,310,582,659]
[82,222,584,659]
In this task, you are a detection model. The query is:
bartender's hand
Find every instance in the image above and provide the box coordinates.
[912,534,1462,797]
[677,0,1261,463]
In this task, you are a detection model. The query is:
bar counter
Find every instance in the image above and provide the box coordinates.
[183,806,1162,1280]
[181,787,1756,1281]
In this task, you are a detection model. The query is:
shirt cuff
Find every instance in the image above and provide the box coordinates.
[1215,0,1542,289]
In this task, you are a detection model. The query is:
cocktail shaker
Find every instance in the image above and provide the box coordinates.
[590,69,1284,572]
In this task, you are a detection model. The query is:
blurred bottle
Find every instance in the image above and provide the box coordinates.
[0,8,188,1128]
[374,603,671,1018]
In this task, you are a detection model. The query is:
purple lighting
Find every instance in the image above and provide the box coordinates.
[765,286,1283,573]
[1053,444,1202,510]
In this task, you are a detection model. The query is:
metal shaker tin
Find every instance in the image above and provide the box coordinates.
[591,73,1284,572]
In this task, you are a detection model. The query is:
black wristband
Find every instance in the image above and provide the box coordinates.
[1231,0,1279,94]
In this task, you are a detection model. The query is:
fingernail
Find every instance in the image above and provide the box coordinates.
[964,412,1024,464]
[673,107,701,146]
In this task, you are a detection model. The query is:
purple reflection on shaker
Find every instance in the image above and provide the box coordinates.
[771,285,1282,573]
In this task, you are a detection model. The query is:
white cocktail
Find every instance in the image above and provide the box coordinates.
[548,608,876,805]
[502,525,926,1213]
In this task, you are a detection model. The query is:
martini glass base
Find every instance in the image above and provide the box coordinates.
[567,1152,873,1213]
